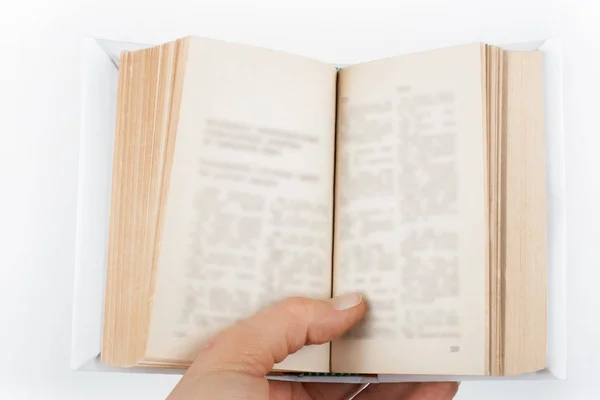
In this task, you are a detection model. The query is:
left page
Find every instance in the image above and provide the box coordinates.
[144,37,337,372]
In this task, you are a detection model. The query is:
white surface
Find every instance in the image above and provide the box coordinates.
[1,0,598,398]
[71,37,566,382]
[71,38,117,373]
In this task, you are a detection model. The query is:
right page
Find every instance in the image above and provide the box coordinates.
[332,43,488,375]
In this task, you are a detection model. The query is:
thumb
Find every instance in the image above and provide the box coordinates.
[192,293,365,377]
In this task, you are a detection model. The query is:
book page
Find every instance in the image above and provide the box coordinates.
[145,37,337,372]
[332,44,487,375]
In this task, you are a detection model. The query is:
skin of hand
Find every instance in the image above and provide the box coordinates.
[166,293,460,400]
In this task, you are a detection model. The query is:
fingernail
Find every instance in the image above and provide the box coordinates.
[329,293,363,310]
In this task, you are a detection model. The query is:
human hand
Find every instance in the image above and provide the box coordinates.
[166,294,460,399]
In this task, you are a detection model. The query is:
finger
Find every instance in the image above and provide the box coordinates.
[194,293,365,376]
[403,382,460,400]
[299,382,365,400]
[269,380,362,400]
[355,382,420,400]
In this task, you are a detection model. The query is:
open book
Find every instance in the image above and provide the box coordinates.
[101,36,546,376]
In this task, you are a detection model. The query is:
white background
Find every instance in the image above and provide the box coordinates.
[0,0,597,398]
